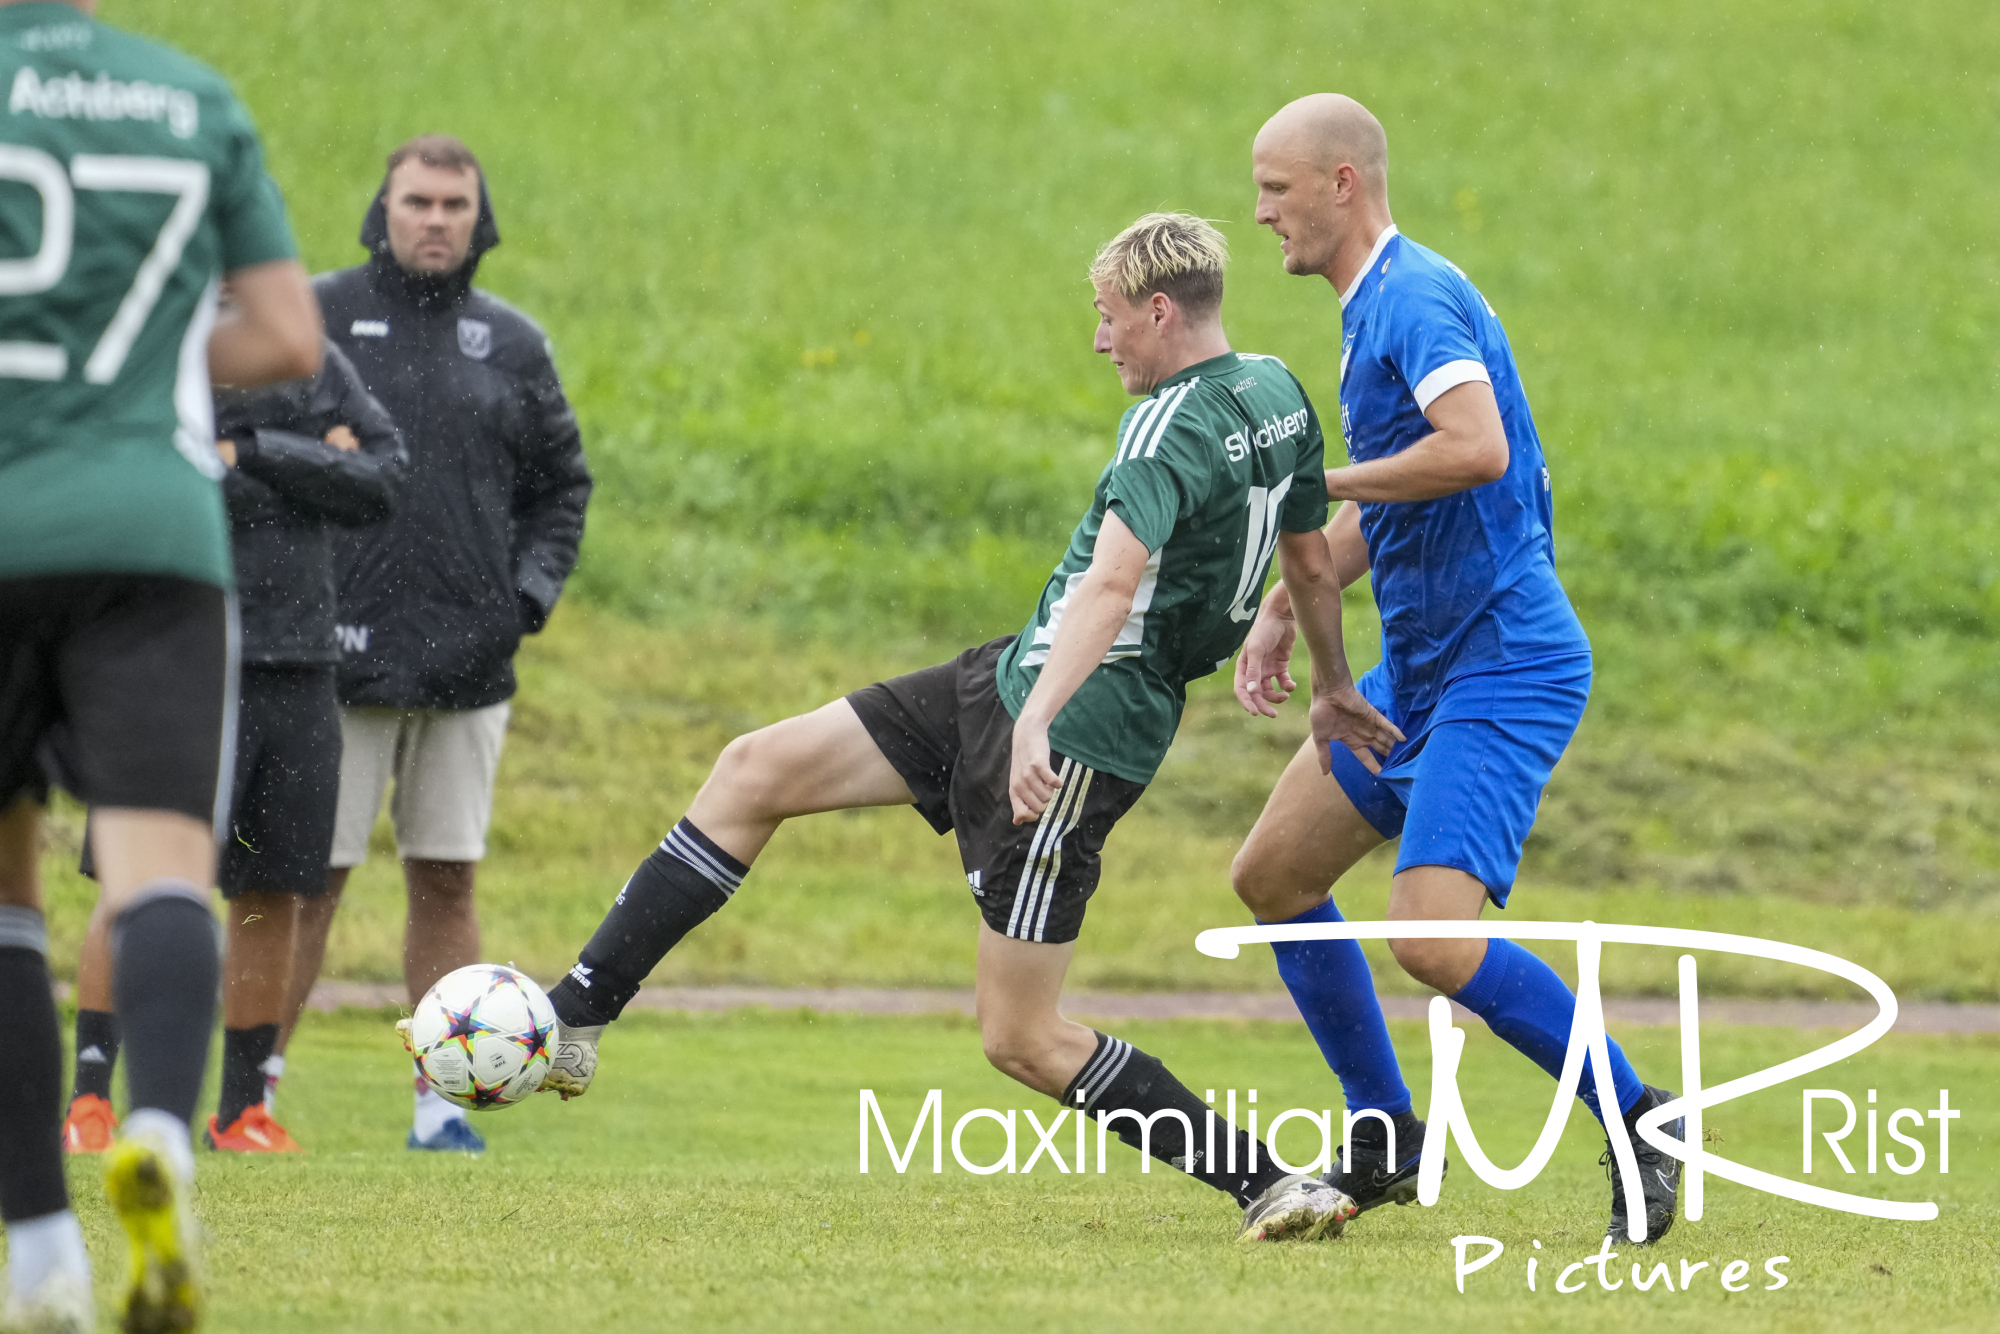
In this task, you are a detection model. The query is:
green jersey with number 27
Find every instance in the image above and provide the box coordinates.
[997,350,1330,784]
[0,2,298,586]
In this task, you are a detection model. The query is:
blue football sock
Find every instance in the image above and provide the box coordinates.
[1268,899,1412,1117]
[1451,938,1644,1123]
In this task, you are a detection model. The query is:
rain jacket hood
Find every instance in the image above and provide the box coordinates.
[359,165,503,308]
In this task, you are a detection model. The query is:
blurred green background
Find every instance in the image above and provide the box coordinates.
[44,0,2000,996]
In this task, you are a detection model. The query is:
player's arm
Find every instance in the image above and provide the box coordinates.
[1235,501,1367,712]
[1272,529,1403,775]
[1323,379,1508,502]
[209,259,322,388]
[1007,510,1150,824]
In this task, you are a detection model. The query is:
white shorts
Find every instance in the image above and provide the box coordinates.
[329,702,510,867]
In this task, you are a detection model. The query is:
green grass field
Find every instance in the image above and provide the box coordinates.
[58,1008,2000,1333]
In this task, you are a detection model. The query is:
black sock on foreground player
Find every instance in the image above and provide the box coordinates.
[548,819,744,1027]
[71,1008,119,1103]
[1064,1031,1290,1207]
[0,909,70,1227]
[111,886,221,1135]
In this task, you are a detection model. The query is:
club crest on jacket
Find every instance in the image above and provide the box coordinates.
[457,318,492,360]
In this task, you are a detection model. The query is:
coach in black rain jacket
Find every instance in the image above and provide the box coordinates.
[314,170,592,710]
[220,341,408,664]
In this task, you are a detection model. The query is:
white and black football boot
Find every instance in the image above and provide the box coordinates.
[1237,1174,1358,1243]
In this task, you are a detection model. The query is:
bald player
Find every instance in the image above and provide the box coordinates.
[1229,94,1683,1245]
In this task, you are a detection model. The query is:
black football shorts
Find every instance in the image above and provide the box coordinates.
[216,665,342,898]
[0,574,232,829]
[846,636,1145,945]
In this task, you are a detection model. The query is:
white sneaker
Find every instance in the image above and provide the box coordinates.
[1237,1173,1358,1243]
[0,1270,93,1334]
[542,1021,604,1099]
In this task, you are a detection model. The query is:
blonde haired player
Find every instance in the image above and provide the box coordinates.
[516,212,1404,1241]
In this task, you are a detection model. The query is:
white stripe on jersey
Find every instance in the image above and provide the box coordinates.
[1136,384,1192,462]
[1115,395,1165,464]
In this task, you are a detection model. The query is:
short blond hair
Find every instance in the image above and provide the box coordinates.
[1089,212,1228,317]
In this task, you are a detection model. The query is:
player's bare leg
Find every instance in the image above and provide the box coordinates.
[1230,738,1434,1215]
[686,699,925,863]
[1384,865,1488,991]
[222,892,299,1031]
[972,924,1099,1097]
[1231,735,1385,921]
[540,700,918,1096]
[206,889,305,1152]
[275,869,347,1062]
[975,919,1353,1240]
[403,859,478,1005]
[396,859,487,1152]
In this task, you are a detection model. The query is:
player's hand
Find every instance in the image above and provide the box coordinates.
[1008,718,1062,825]
[1308,682,1404,776]
[215,437,237,468]
[1234,609,1298,718]
[325,424,359,452]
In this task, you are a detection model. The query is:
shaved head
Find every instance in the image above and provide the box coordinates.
[1251,94,1396,284]
[1257,93,1388,192]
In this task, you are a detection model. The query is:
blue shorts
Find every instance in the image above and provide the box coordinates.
[1328,651,1591,907]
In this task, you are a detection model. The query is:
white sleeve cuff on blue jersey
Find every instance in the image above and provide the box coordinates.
[1412,359,1492,413]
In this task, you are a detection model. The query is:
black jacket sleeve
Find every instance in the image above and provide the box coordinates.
[509,345,592,633]
[317,343,409,488]
[221,461,287,528]
[231,427,404,527]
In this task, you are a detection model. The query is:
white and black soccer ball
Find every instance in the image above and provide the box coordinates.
[408,964,556,1111]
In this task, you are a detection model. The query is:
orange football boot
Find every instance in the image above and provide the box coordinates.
[204,1105,303,1153]
[62,1093,118,1154]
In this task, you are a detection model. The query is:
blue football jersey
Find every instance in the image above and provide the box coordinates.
[1337,226,1589,710]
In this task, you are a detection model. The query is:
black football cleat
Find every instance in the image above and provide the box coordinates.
[1322,1116,1440,1214]
[1604,1085,1682,1245]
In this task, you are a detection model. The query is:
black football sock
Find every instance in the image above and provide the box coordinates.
[217,1024,279,1130]
[70,1008,119,1103]
[548,819,745,1028]
[0,909,70,1222]
[111,886,220,1128]
[1062,1031,1291,1208]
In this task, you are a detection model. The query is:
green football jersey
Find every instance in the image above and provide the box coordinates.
[0,2,298,587]
[997,351,1330,784]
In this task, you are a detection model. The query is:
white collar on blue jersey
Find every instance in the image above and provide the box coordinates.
[1339,224,1400,309]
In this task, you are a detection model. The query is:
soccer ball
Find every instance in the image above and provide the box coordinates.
[408,964,556,1110]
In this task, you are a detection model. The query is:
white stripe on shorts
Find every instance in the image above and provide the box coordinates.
[1007,759,1093,942]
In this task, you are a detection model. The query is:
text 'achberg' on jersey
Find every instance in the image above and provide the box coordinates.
[8,65,198,139]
